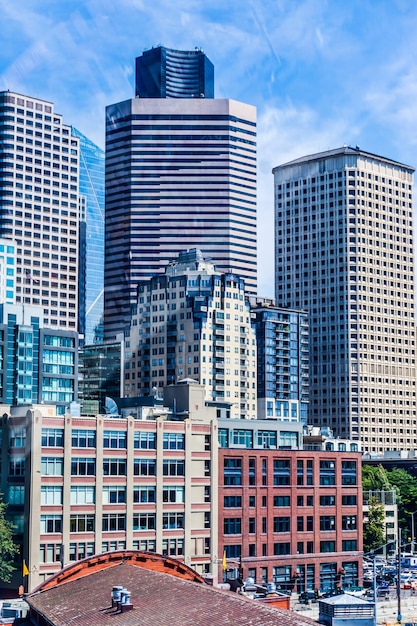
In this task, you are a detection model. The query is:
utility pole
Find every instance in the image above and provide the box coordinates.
[397,526,402,624]
[372,555,377,626]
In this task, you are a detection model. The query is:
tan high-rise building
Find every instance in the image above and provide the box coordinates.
[273,147,416,454]
[125,249,257,420]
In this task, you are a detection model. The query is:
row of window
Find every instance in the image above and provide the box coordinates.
[39,484,186,505]
[35,457,187,477]
[40,512,185,533]
[40,428,185,450]
[223,458,357,486]
[224,515,357,534]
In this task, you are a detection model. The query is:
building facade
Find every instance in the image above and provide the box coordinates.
[0,382,218,593]
[78,337,123,415]
[0,304,78,414]
[104,49,257,339]
[135,46,214,99]
[72,128,104,345]
[218,418,362,592]
[251,299,309,422]
[273,147,416,453]
[0,91,79,330]
[124,249,257,420]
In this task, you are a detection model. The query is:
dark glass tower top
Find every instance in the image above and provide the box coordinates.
[135,46,214,98]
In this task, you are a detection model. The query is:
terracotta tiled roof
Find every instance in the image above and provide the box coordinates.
[27,561,316,626]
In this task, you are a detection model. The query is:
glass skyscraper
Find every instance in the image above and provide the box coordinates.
[252,302,309,423]
[135,46,214,98]
[72,128,104,345]
[104,48,257,339]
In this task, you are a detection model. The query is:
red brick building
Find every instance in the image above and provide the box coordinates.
[218,445,362,593]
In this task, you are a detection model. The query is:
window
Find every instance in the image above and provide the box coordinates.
[41,485,62,505]
[249,495,256,507]
[158,454,183,475]
[41,456,63,475]
[132,513,156,531]
[163,433,185,450]
[342,515,357,530]
[162,538,184,557]
[41,428,63,447]
[134,431,156,449]
[9,485,25,505]
[163,513,184,529]
[342,461,357,485]
[134,459,156,476]
[224,518,242,534]
[40,543,62,564]
[9,457,25,476]
[9,428,26,448]
[71,457,95,475]
[231,429,253,447]
[103,486,125,504]
[274,542,290,555]
[40,514,62,533]
[70,486,95,505]
[71,429,95,448]
[297,516,304,531]
[133,486,156,503]
[320,495,336,506]
[102,514,125,532]
[258,430,277,448]
[306,496,314,506]
[70,514,95,532]
[249,458,256,485]
[297,460,304,485]
[69,542,94,562]
[320,516,336,531]
[342,495,357,506]
[274,495,290,507]
[273,460,290,485]
[320,541,336,553]
[306,516,313,531]
[224,495,242,508]
[163,486,184,503]
[320,460,335,485]
[103,430,127,449]
[224,544,241,558]
[273,517,290,532]
[249,518,256,533]
[103,458,126,476]
[224,458,242,485]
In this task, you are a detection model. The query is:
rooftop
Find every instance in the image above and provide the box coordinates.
[26,551,316,626]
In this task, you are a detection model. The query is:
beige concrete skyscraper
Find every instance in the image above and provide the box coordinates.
[273,147,416,454]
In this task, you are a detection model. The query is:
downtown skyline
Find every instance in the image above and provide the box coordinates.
[1,0,417,297]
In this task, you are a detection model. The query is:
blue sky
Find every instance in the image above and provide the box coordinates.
[1,0,417,296]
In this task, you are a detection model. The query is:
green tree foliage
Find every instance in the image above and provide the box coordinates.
[362,464,393,492]
[362,464,417,543]
[385,468,417,532]
[363,496,385,554]
[0,494,18,583]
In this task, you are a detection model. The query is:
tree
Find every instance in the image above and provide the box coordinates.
[385,467,417,537]
[0,494,18,583]
[362,464,393,492]
[363,496,385,554]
